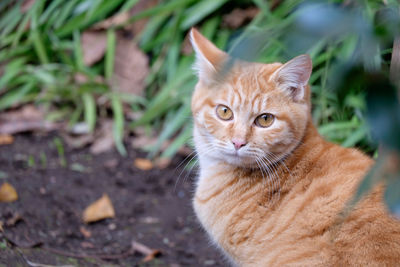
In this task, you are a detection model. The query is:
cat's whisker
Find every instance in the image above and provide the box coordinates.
[264,151,294,184]
[259,155,280,205]
[246,149,276,195]
[266,156,283,204]
[182,157,199,186]
[255,155,277,204]
[183,144,222,183]
[174,149,197,173]
[176,143,219,191]
[175,151,199,192]
[254,157,273,202]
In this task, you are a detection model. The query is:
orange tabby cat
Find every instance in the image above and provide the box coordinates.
[190,28,400,266]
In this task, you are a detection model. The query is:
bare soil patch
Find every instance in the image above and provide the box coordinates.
[0,133,224,266]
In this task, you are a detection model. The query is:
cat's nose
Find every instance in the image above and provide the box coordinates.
[232,139,246,150]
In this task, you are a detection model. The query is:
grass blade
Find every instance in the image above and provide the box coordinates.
[160,123,192,159]
[180,0,229,30]
[149,104,191,157]
[30,29,49,64]
[73,30,84,70]
[0,81,35,110]
[105,28,116,81]
[111,94,126,156]
[0,58,26,91]
[56,0,124,37]
[122,0,197,27]
[82,92,96,132]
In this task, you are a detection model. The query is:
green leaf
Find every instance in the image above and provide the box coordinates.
[200,16,220,39]
[131,70,194,127]
[351,156,386,207]
[111,94,126,156]
[53,137,67,167]
[119,0,139,12]
[384,174,400,219]
[122,0,197,27]
[53,0,80,29]
[318,120,360,136]
[73,31,84,70]
[105,28,116,81]
[68,105,83,128]
[149,104,191,157]
[139,13,169,47]
[341,124,367,147]
[0,0,15,14]
[180,0,229,30]
[31,29,49,64]
[12,8,32,47]
[39,0,64,24]
[0,6,22,38]
[166,37,181,82]
[82,92,96,132]
[0,81,35,110]
[161,123,193,159]
[56,0,124,37]
[0,58,27,91]
[0,4,20,31]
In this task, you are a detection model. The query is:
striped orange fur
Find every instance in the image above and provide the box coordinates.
[190,28,400,266]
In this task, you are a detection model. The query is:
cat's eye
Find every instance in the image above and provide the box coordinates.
[255,113,274,128]
[216,105,233,120]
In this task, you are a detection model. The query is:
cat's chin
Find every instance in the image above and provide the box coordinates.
[221,153,258,168]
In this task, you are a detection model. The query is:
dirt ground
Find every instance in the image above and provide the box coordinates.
[0,132,226,267]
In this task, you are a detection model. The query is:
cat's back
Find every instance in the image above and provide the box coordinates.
[325,147,400,266]
[265,142,400,266]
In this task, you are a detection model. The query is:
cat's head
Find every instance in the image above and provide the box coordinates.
[190,28,312,167]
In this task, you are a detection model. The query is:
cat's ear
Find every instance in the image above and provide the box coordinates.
[190,28,227,84]
[270,54,312,101]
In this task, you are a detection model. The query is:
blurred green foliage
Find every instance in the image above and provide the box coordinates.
[0,0,399,161]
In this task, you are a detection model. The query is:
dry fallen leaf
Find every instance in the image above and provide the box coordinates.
[112,35,149,96]
[0,221,3,232]
[131,135,157,149]
[83,194,115,223]
[90,120,114,154]
[0,134,14,145]
[0,182,18,203]
[0,105,56,134]
[81,31,107,66]
[131,241,161,263]
[126,0,158,35]
[155,158,171,169]
[21,0,35,13]
[92,0,157,35]
[222,7,259,29]
[181,34,193,55]
[92,12,130,30]
[62,133,94,149]
[134,158,153,171]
